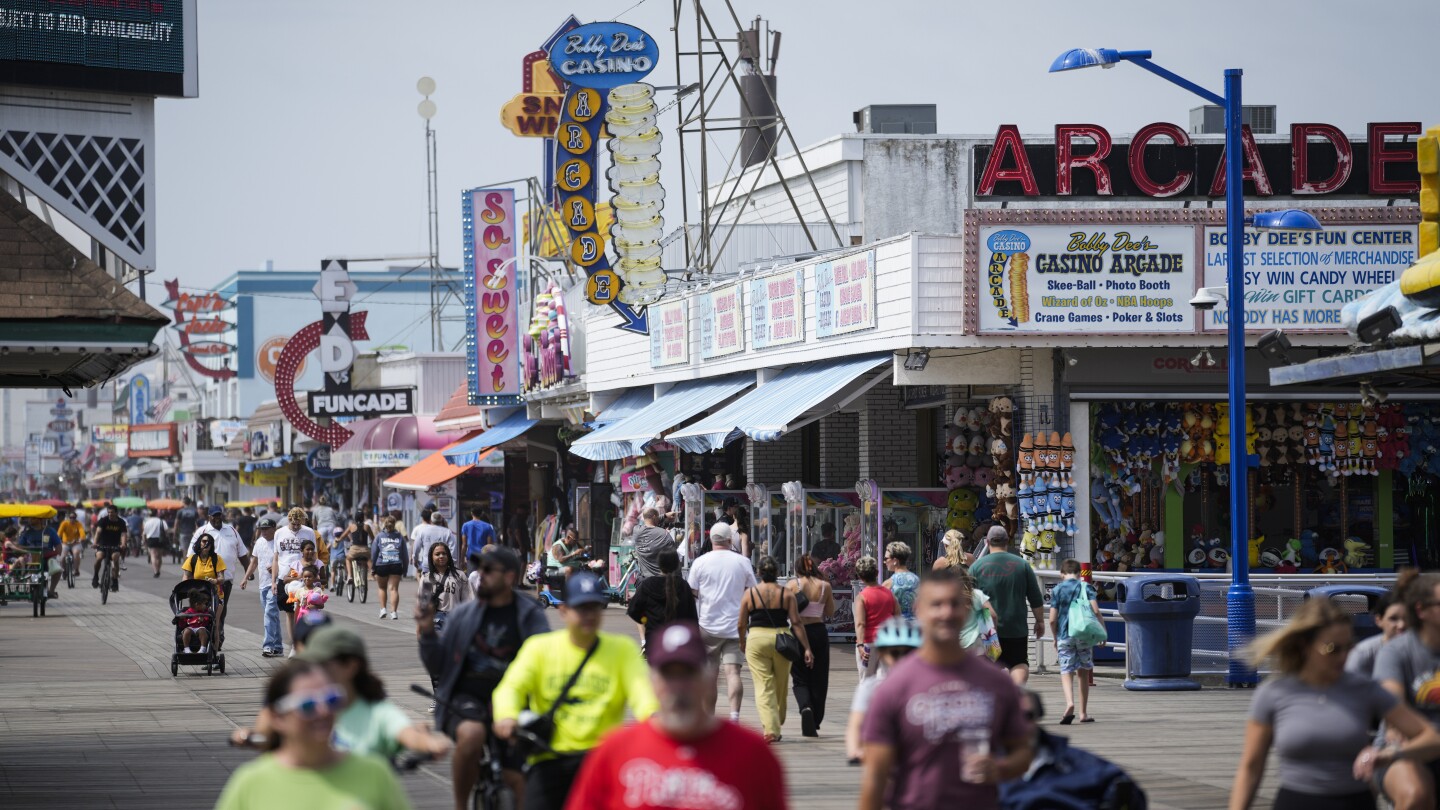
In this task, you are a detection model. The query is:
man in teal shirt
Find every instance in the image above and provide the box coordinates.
[969,525,1044,686]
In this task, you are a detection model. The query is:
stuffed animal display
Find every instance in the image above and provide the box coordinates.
[983,397,1020,534]
[1016,431,1076,536]
[944,407,996,490]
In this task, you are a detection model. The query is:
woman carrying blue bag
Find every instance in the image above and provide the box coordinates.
[1049,558,1105,724]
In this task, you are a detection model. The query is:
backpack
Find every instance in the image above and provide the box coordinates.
[1066,584,1108,648]
[1000,730,1147,810]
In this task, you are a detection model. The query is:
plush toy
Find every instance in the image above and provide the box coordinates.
[1314,548,1347,574]
[1298,529,1319,567]
[1280,537,1302,566]
[1186,547,1208,568]
[1248,534,1265,567]
[1207,545,1230,569]
[1343,536,1373,569]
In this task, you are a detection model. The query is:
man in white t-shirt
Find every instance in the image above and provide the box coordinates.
[239,516,284,657]
[686,522,756,721]
[270,507,317,650]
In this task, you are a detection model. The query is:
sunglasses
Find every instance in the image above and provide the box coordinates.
[273,685,344,718]
[1317,641,1355,656]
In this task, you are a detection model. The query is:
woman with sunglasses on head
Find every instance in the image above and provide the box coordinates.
[1229,596,1440,810]
[231,626,450,764]
[421,542,472,637]
[216,659,412,810]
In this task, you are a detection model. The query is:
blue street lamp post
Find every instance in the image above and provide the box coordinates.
[1050,49,1322,687]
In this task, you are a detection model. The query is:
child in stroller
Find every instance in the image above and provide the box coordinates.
[169,579,226,675]
[178,591,213,653]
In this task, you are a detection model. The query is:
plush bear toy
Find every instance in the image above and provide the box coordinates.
[1343,537,1372,569]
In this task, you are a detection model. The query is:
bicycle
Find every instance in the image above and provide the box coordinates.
[331,554,348,594]
[346,555,369,603]
[411,684,542,810]
[61,547,76,589]
[97,549,119,605]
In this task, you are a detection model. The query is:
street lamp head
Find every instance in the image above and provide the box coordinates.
[1248,209,1324,232]
[1048,48,1152,73]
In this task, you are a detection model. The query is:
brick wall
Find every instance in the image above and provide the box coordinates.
[745,430,804,484]
[858,383,919,486]
[818,412,859,487]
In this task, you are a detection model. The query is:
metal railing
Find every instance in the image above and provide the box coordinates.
[1034,570,1396,676]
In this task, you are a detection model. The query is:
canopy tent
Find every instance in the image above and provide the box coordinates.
[568,374,753,461]
[666,354,892,454]
[441,411,537,467]
[330,415,446,470]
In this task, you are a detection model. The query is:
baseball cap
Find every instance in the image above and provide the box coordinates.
[256,516,277,529]
[474,545,521,574]
[564,571,608,607]
[208,505,225,516]
[298,624,364,662]
[986,525,1010,545]
[648,621,708,670]
[708,522,734,544]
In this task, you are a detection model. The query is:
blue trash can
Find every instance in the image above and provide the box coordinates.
[1117,575,1202,691]
[1305,585,1390,640]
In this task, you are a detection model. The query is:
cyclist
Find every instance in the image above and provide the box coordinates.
[91,508,128,592]
[417,546,549,810]
[18,517,63,598]
[57,510,86,582]
[492,571,657,810]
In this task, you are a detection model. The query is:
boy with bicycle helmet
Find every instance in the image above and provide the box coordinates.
[846,616,922,763]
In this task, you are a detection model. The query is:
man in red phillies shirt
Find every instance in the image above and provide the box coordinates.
[564,620,787,810]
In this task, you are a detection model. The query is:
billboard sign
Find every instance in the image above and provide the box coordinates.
[815,250,878,339]
[700,283,744,360]
[649,299,689,367]
[749,268,805,350]
[308,389,414,419]
[976,225,1195,334]
[0,0,198,97]
[463,188,521,407]
[127,375,150,424]
[127,422,177,458]
[546,21,659,90]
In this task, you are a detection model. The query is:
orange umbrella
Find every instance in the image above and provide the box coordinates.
[147,498,184,510]
[31,498,71,509]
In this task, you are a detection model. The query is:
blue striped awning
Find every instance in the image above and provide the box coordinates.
[586,387,654,430]
[666,354,891,454]
[442,410,537,466]
[569,374,753,460]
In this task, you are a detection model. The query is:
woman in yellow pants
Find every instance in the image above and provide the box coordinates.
[739,555,813,742]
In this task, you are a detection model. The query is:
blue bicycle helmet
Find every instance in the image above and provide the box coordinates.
[874,616,922,650]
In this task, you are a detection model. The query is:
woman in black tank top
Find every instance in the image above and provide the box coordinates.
[738,556,812,742]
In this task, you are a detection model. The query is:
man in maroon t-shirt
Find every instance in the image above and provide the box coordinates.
[565,620,787,810]
[859,568,1034,810]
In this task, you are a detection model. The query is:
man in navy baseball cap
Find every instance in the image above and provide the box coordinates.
[564,571,609,607]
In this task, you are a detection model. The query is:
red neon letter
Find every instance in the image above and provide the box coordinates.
[976,125,1039,196]
[1290,124,1353,194]
[1209,125,1274,197]
[1055,124,1113,196]
[1368,122,1422,195]
[1129,123,1193,197]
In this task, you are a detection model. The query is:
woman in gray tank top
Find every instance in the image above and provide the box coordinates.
[1230,597,1440,810]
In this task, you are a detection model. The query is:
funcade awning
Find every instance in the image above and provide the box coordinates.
[569,374,753,461]
[384,432,497,491]
[666,354,891,454]
[442,410,538,467]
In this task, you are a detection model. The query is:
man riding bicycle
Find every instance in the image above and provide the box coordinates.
[91,509,128,592]
[417,546,549,810]
[57,511,86,582]
[492,571,657,810]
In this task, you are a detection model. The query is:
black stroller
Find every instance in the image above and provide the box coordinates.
[169,579,226,676]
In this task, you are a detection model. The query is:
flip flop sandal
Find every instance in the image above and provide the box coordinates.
[1080,717,1096,723]
[1060,708,1075,725]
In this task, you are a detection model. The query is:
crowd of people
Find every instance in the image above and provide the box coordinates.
[35,493,1440,810]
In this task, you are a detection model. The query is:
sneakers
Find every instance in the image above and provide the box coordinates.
[379,607,388,619]
[729,712,741,723]
[91,578,99,589]
[390,611,399,620]
[427,702,436,714]
[261,649,280,658]
[111,579,119,591]
[801,707,818,737]
[198,645,208,654]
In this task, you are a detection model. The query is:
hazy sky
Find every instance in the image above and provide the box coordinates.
[154,0,1440,289]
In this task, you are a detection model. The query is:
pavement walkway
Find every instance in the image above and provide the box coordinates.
[0,557,1275,809]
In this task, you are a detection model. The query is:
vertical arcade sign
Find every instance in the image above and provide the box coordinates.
[463,188,522,406]
[127,375,150,425]
[548,21,660,335]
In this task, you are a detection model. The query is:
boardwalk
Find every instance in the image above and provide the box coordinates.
[0,560,1273,809]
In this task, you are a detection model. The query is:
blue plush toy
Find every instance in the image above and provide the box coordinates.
[1298,529,1319,567]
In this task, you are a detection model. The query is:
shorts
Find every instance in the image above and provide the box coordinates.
[701,629,744,666]
[145,537,166,548]
[441,693,525,771]
[329,547,345,564]
[1056,638,1094,674]
[997,636,1030,670]
[1275,787,1375,810]
[1375,758,1440,805]
[95,544,123,555]
[373,563,403,578]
